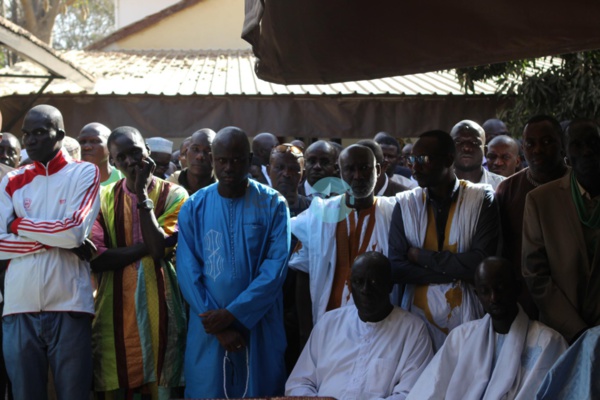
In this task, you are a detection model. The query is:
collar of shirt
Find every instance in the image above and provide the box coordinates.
[575,177,594,200]
[376,174,389,196]
[261,164,272,186]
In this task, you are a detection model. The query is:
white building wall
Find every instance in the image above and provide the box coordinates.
[115,0,179,29]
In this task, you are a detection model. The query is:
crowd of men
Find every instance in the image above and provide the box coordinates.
[0,104,597,400]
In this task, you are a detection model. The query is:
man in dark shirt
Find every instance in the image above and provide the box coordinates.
[167,128,216,194]
[495,115,568,319]
[388,129,500,349]
[268,143,311,372]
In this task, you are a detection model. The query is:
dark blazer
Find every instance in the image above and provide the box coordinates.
[381,178,410,197]
[522,173,600,342]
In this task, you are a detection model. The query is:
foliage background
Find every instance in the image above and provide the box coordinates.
[456,52,600,136]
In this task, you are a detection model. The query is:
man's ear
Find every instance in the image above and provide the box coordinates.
[108,156,115,166]
[56,129,66,141]
[375,162,382,178]
[248,152,254,166]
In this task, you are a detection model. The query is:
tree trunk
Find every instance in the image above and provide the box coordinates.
[18,0,65,44]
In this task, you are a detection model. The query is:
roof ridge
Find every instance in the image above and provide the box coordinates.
[86,0,205,51]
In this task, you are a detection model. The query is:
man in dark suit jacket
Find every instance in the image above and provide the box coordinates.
[358,139,409,197]
[523,119,600,344]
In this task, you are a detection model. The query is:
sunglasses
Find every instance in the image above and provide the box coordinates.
[272,144,303,158]
[406,155,433,165]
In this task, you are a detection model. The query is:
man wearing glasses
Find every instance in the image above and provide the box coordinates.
[389,130,500,350]
[450,120,505,190]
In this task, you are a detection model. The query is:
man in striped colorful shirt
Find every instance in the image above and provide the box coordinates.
[90,126,188,399]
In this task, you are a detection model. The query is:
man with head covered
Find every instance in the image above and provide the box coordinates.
[290,144,398,345]
[0,104,100,399]
[176,126,290,398]
[287,252,433,399]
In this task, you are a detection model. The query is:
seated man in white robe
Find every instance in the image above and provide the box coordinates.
[407,257,567,400]
[286,252,434,400]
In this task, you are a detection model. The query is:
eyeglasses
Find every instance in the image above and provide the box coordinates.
[272,144,303,158]
[406,155,433,165]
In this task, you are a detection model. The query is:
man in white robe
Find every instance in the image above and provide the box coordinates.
[407,257,567,400]
[290,144,397,346]
[286,252,433,400]
[536,326,600,399]
[389,130,499,349]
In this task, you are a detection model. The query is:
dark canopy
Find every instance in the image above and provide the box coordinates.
[243,0,600,85]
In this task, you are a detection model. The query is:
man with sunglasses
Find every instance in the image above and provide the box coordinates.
[389,130,500,350]
[451,120,505,190]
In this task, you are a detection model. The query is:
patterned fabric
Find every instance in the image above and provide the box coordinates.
[91,178,188,396]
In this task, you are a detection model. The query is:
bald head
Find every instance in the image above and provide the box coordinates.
[451,120,486,172]
[192,128,216,144]
[304,140,339,186]
[27,105,65,131]
[451,120,486,145]
[80,122,110,138]
[213,127,251,197]
[482,118,509,143]
[214,126,250,154]
[486,135,521,177]
[22,104,66,164]
[252,132,279,165]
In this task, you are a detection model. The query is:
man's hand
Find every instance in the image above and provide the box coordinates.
[69,238,97,262]
[408,247,421,264]
[215,328,246,352]
[6,218,17,234]
[200,309,236,334]
[134,157,155,197]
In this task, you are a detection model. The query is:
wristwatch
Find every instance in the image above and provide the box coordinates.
[137,198,154,211]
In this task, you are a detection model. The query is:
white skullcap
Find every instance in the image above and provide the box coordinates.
[146,137,173,154]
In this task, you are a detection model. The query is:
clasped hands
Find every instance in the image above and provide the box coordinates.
[200,309,246,352]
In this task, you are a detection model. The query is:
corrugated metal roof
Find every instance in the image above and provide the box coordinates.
[0,49,553,97]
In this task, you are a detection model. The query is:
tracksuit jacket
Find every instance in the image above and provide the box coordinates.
[0,148,100,316]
